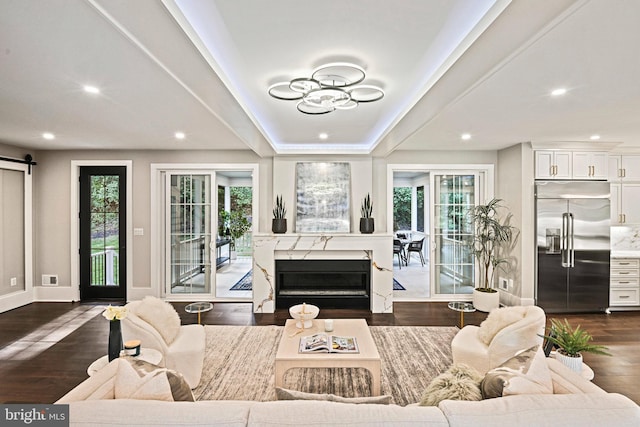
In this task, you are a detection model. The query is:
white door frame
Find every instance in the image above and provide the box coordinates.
[150,163,259,301]
[387,164,494,301]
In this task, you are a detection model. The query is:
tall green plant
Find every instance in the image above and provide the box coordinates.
[360,193,373,218]
[273,195,286,219]
[467,198,518,291]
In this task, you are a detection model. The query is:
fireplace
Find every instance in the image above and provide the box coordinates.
[275,259,371,309]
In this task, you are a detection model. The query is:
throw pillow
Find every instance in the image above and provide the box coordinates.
[481,345,554,399]
[114,358,194,402]
[275,387,392,405]
[419,364,483,406]
[135,296,181,345]
[477,306,527,345]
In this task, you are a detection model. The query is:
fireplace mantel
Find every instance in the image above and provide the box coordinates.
[252,234,393,313]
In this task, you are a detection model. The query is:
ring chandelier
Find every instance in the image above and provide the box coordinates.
[268,62,384,115]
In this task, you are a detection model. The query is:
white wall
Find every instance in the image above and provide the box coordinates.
[1,141,541,307]
[497,143,535,305]
[272,156,373,233]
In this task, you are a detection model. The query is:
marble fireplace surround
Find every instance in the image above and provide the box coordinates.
[252,234,393,313]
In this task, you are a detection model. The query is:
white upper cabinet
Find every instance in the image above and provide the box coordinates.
[535,150,571,179]
[609,155,622,181]
[535,150,606,180]
[572,152,608,180]
[617,155,640,181]
[610,155,640,224]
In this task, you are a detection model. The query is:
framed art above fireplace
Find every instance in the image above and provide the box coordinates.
[295,162,351,233]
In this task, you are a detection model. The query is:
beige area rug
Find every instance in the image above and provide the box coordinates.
[193,325,457,406]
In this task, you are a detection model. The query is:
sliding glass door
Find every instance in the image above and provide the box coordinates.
[165,172,214,297]
[431,173,477,296]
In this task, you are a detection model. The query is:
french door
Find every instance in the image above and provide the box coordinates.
[79,166,126,300]
[431,172,478,296]
[165,172,215,298]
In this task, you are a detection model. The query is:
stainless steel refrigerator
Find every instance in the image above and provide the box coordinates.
[535,181,610,313]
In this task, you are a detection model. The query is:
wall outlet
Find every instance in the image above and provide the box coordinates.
[42,274,58,286]
[10,277,17,287]
[499,277,509,291]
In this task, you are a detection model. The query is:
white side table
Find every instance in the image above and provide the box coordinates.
[87,348,164,376]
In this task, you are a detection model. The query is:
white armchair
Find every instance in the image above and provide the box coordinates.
[451,305,546,375]
[122,297,205,388]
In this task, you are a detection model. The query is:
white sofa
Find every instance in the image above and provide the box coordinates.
[57,358,640,426]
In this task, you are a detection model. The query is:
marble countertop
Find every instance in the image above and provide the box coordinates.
[611,250,640,258]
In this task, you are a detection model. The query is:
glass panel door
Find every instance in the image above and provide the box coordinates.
[166,173,214,297]
[431,173,477,296]
[79,166,126,300]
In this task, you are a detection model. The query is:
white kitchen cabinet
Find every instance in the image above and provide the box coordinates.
[611,183,620,224]
[572,152,608,179]
[535,151,572,179]
[608,155,621,181]
[611,183,640,224]
[610,258,640,307]
[608,154,640,181]
[535,150,608,180]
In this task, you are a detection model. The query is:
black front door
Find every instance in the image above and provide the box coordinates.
[79,166,126,300]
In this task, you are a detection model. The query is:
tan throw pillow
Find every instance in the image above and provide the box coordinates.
[114,358,194,402]
[135,296,181,345]
[419,364,483,406]
[477,306,527,345]
[275,387,392,405]
[481,345,554,399]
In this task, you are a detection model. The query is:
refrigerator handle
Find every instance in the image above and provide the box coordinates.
[569,213,575,268]
[561,213,569,268]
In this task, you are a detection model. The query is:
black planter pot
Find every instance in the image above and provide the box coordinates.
[272,218,287,234]
[360,218,375,234]
[108,320,122,362]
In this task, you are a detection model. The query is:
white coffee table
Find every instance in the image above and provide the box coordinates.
[275,318,381,396]
[87,348,164,376]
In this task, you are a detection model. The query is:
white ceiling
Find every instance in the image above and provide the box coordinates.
[1,0,639,157]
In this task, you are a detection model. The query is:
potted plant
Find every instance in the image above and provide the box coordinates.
[540,318,611,373]
[218,210,231,238]
[467,198,518,312]
[229,211,251,259]
[359,193,374,233]
[272,195,287,233]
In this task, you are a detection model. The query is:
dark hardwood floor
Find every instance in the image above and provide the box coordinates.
[1,302,638,404]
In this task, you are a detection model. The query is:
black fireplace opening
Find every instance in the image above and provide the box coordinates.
[275,259,371,309]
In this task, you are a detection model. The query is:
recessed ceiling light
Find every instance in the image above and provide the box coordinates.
[319,132,328,140]
[590,134,601,140]
[83,85,100,94]
[551,88,567,96]
[461,133,471,140]
[42,132,55,140]
[174,132,186,140]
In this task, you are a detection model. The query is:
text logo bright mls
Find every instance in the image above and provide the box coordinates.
[2,405,68,426]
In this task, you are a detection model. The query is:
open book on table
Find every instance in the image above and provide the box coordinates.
[299,333,359,353]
